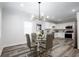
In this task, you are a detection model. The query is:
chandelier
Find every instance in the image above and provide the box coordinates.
[32,2,49,21]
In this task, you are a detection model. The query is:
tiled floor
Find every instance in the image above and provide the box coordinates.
[1,38,79,57]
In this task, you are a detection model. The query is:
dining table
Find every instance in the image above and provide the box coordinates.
[34,36,46,56]
[32,31,53,57]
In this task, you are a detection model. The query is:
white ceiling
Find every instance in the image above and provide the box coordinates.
[1,2,79,23]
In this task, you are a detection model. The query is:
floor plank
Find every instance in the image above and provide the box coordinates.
[1,38,79,57]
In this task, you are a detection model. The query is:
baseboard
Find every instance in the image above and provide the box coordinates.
[2,41,26,48]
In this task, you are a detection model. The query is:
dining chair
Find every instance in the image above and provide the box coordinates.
[42,34,53,49]
[31,33,37,43]
[26,34,37,51]
[46,34,53,50]
[40,34,53,56]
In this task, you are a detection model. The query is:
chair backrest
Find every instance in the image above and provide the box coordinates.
[31,33,37,42]
[26,34,31,48]
[46,34,53,50]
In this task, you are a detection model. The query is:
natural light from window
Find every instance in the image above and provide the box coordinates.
[24,21,33,34]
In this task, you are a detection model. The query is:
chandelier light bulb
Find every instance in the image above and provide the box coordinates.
[47,16,49,18]
[32,15,34,18]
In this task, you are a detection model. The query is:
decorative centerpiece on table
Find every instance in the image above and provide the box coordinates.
[37,30,44,40]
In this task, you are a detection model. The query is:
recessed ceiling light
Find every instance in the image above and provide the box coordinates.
[20,3,24,7]
[72,9,76,12]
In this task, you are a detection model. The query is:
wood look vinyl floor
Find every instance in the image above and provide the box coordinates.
[1,38,79,57]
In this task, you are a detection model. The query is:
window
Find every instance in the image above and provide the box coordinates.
[24,21,32,34]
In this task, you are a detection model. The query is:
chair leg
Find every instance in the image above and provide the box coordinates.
[47,49,52,57]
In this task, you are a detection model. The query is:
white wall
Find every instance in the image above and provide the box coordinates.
[2,9,26,47]
[0,8,2,46]
[0,8,3,56]
[77,12,79,49]
[55,22,75,38]
[0,8,1,45]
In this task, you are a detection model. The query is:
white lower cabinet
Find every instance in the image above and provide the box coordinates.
[54,32,64,38]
